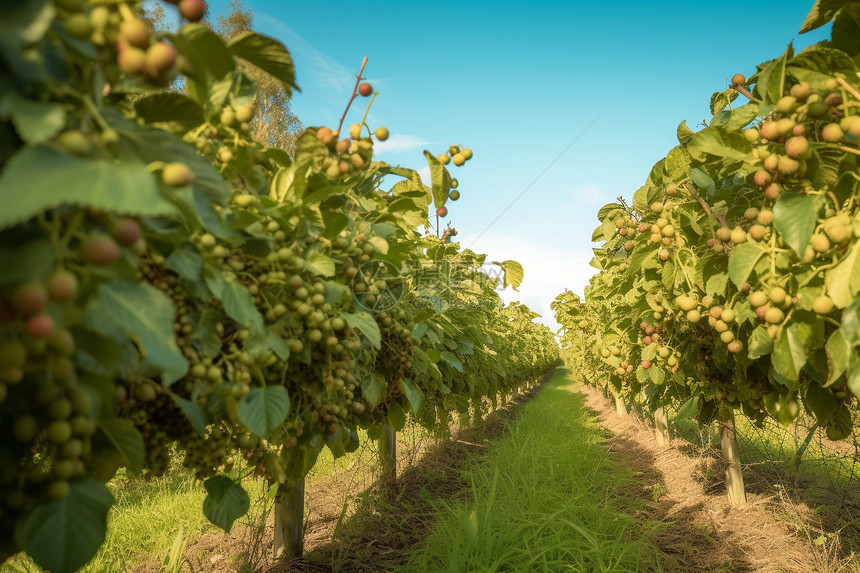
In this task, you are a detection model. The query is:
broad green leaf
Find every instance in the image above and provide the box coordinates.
[1,91,65,144]
[237,386,290,439]
[687,126,751,162]
[423,150,450,208]
[727,242,765,288]
[227,32,298,93]
[171,24,235,112]
[772,324,812,386]
[0,0,53,50]
[87,280,188,385]
[773,193,823,256]
[170,393,209,436]
[801,0,851,32]
[401,378,424,415]
[494,260,525,291]
[97,418,145,475]
[788,46,858,90]
[832,5,860,60]
[747,326,774,359]
[825,328,852,385]
[15,480,114,573]
[342,312,382,348]
[676,120,694,145]
[388,402,406,431]
[754,44,793,104]
[134,93,204,128]
[205,274,265,334]
[203,475,250,532]
[306,253,336,277]
[848,355,860,400]
[0,146,176,230]
[440,350,464,371]
[805,381,839,421]
[689,167,715,194]
[825,240,860,308]
[361,372,385,407]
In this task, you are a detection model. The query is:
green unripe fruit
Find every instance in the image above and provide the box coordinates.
[686,309,701,323]
[80,235,120,266]
[449,190,461,201]
[841,115,860,138]
[349,123,362,139]
[676,295,697,312]
[452,153,466,166]
[714,320,728,333]
[715,227,732,242]
[59,438,83,459]
[12,280,49,316]
[48,480,71,501]
[45,269,78,302]
[57,130,92,156]
[235,104,254,123]
[47,420,72,444]
[720,330,735,343]
[776,118,796,136]
[69,388,92,415]
[721,308,736,323]
[650,202,664,214]
[749,291,768,307]
[162,162,194,187]
[118,46,147,74]
[821,123,844,143]
[768,287,787,305]
[437,153,450,165]
[784,136,808,158]
[813,295,834,315]
[757,210,773,225]
[764,306,784,324]
[200,233,217,248]
[775,96,797,114]
[65,13,93,38]
[375,127,390,141]
[145,41,177,76]
[727,341,743,353]
[308,329,323,343]
[810,233,830,253]
[776,155,800,175]
[120,18,150,48]
[49,398,73,420]
[789,82,811,100]
[53,460,76,480]
[730,227,747,244]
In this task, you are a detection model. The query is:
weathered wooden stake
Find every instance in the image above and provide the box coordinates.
[720,412,747,508]
[379,424,396,486]
[655,406,670,446]
[273,478,304,559]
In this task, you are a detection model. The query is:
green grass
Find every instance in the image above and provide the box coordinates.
[402,368,665,573]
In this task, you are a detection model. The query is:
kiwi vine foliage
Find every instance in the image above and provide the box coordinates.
[555,1,860,452]
[0,1,558,571]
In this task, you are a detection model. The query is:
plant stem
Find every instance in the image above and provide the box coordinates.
[731,84,754,101]
[336,57,369,136]
[360,92,378,137]
[836,76,860,101]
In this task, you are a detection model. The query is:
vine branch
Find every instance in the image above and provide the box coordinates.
[336,56,369,136]
[731,84,754,101]
[694,192,727,227]
[836,76,860,101]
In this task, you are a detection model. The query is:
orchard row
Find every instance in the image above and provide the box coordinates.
[0,1,558,571]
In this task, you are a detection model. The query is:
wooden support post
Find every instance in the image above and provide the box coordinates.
[720,412,747,508]
[273,479,304,559]
[655,406,669,446]
[379,424,396,486]
[615,395,628,416]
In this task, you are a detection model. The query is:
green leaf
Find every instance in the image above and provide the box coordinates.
[171,24,235,112]
[368,236,389,254]
[97,418,145,475]
[423,150,450,208]
[205,274,265,334]
[0,146,176,230]
[440,350,464,371]
[826,240,860,308]
[676,120,694,145]
[689,167,715,194]
[134,93,204,128]
[87,280,189,384]
[788,46,858,91]
[764,388,800,426]
[401,378,424,415]
[15,480,114,573]
[773,193,824,256]
[747,326,774,359]
[727,242,765,288]
[237,386,290,439]
[801,0,852,32]
[0,239,53,285]
[754,44,793,104]
[687,126,751,162]
[388,402,406,431]
[772,324,811,386]
[494,260,524,291]
[203,475,250,533]
[361,372,385,407]
[306,253,335,277]
[825,328,852,385]
[227,32,298,94]
[0,0,54,50]
[1,91,66,144]
[341,312,381,349]
[170,393,209,436]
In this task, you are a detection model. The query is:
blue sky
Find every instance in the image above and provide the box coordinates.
[198,0,830,329]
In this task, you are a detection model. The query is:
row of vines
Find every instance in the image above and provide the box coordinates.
[555,0,860,507]
[0,1,559,571]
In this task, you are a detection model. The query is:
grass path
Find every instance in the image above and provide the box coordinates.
[400,367,665,572]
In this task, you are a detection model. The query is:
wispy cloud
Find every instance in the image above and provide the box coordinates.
[455,229,596,331]
[570,183,606,206]
[374,134,436,155]
[255,13,353,93]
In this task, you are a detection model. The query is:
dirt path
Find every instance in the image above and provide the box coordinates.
[578,385,825,573]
